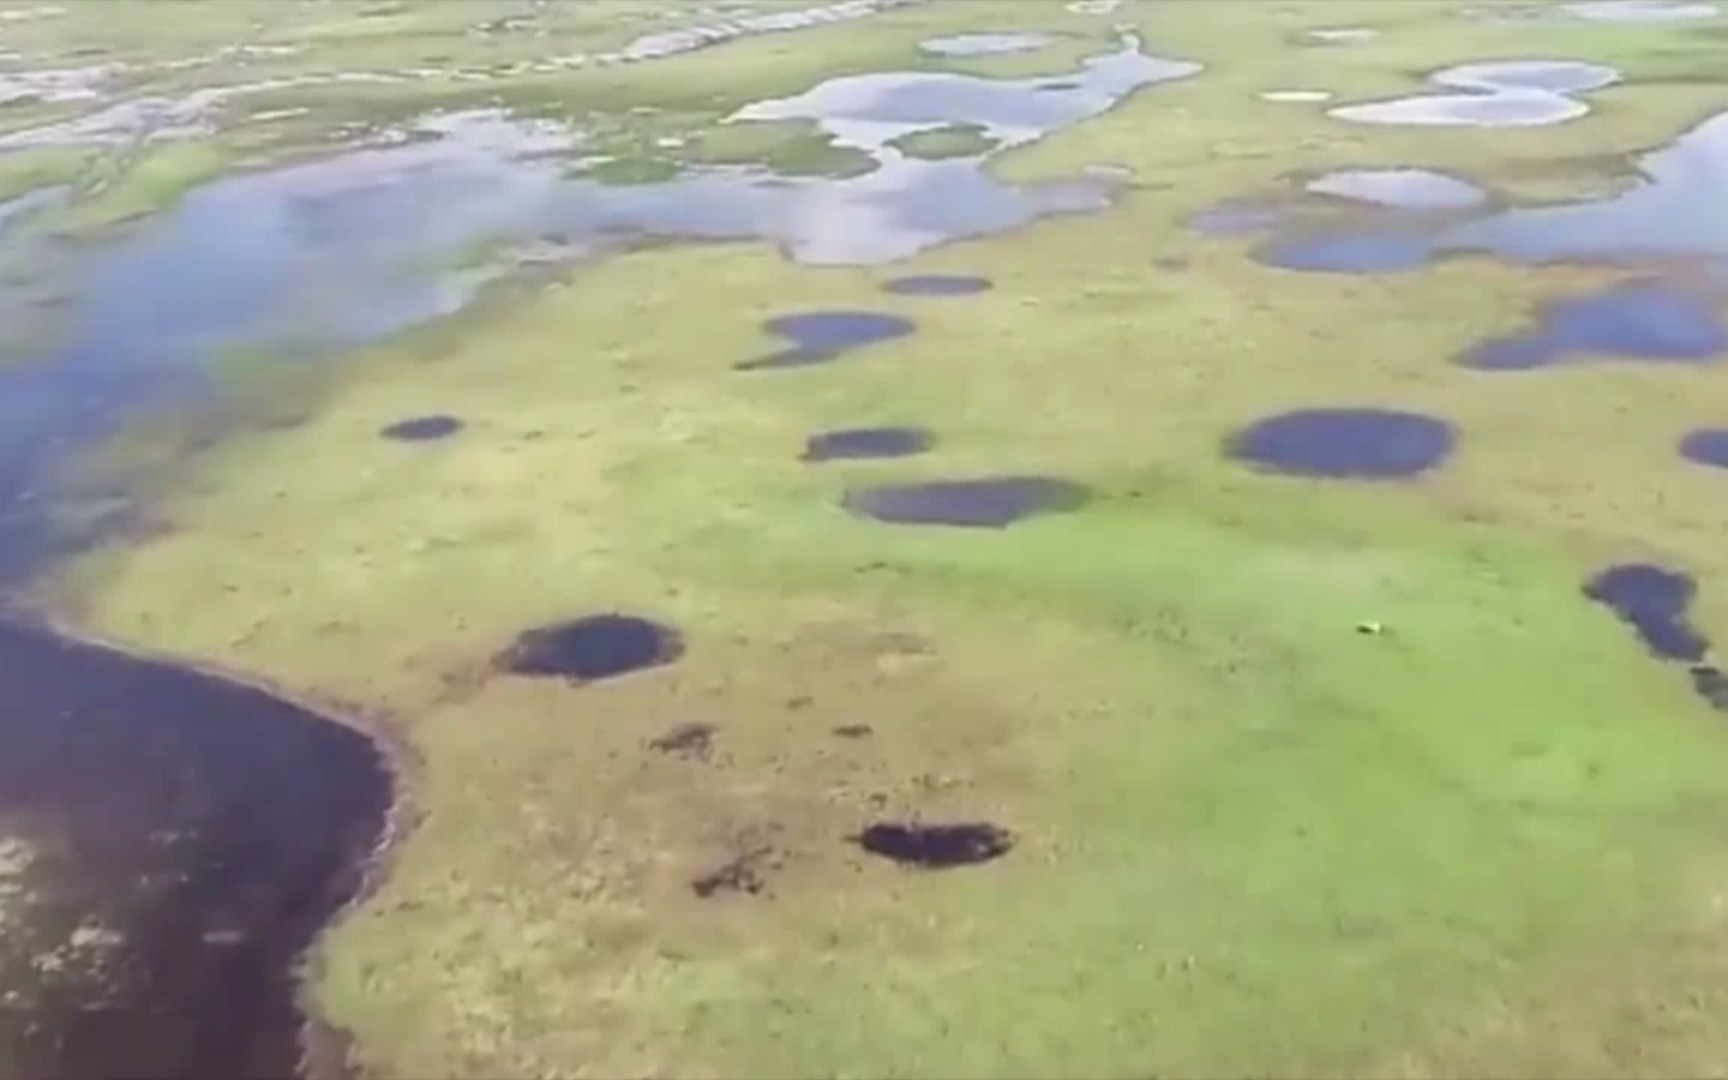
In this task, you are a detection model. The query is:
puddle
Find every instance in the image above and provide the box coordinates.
[1330,60,1618,128]
[1585,563,1710,662]
[802,426,934,461]
[1680,428,1728,469]
[648,721,715,759]
[1227,408,1456,479]
[1563,0,1721,19]
[495,614,683,683]
[882,273,991,296]
[0,618,390,1078]
[843,476,1089,528]
[920,33,1051,57]
[1260,89,1334,103]
[737,311,914,370]
[1305,169,1488,210]
[379,414,463,441]
[1692,664,1728,709]
[611,0,917,64]
[1458,280,1727,369]
[850,821,1013,867]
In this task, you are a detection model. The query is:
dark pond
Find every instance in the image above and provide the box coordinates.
[843,476,1090,528]
[1227,408,1456,479]
[379,414,464,441]
[496,614,683,683]
[802,426,933,462]
[881,274,992,296]
[1680,428,1728,469]
[1584,563,1707,663]
[737,311,914,371]
[1459,281,1728,369]
[850,822,1013,867]
[0,619,390,1079]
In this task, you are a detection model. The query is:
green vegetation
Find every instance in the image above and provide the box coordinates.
[18,0,1728,1076]
[889,122,998,160]
[0,145,91,202]
[688,118,880,178]
[54,141,229,231]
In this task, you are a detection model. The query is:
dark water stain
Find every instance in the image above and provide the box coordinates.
[850,822,1013,868]
[378,414,463,441]
[1227,408,1456,479]
[1459,281,1728,370]
[1680,428,1728,469]
[1584,563,1707,662]
[0,619,390,1079]
[802,426,933,462]
[881,274,991,296]
[495,614,683,683]
[843,476,1089,528]
[690,845,779,898]
[832,723,874,738]
[648,722,715,759]
[737,311,914,371]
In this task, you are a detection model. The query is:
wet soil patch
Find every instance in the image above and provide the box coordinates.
[882,274,992,296]
[736,311,915,371]
[1692,664,1728,710]
[649,721,715,759]
[1584,563,1707,662]
[0,618,391,1079]
[802,426,933,462]
[1680,428,1728,469]
[691,845,781,898]
[496,614,683,683]
[850,822,1013,868]
[1459,282,1727,370]
[843,476,1089,528]
[832,723,874,738]
[379,414,463,441]
[1227,408,1456,479]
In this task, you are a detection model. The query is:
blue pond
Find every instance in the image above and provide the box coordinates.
[1459,281,1728,369]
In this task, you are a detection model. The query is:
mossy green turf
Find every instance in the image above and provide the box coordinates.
[28,0,1728,1076]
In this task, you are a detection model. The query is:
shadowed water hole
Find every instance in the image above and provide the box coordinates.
[881,274,992,296]
[1680,429,1728,469]
[495,614,683,682]
[1227,408,1456,479]
[1585,563,1727,712]
[648,722,715,759]
[802,426,933,462]
[850,822,1013,867]
[1459,281,1727,369]
[0,619,391,1079]
[843,476,1089,527]
[736,311,914,371]
[690,845,781,898]
[378,414,463,441]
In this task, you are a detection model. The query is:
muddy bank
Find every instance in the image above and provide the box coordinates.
[0,618,394,1080]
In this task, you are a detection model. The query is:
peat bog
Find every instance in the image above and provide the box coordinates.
[850,822,1014,868]
[843,476,1090,528]
[0,619,390,1080]
[1227,408,1456,479]
[802,426,934,462]
[737,311,915,371]
[495,614,684,683]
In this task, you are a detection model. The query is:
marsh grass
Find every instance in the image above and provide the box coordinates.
[31,0,1728,1076]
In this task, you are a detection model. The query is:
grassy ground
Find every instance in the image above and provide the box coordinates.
[25,0,1728,1076]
